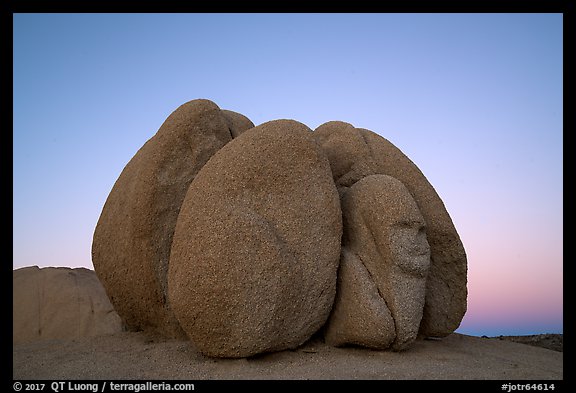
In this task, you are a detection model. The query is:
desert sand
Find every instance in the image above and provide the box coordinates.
[13,331,562,380]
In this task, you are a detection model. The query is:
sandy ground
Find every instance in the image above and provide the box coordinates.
[13,332,562,380]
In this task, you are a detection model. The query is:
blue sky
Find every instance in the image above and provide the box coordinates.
[13,13,563,336]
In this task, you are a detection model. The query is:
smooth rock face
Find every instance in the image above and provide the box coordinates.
[325,175,430,350]
[13,266,122,344]
[314,122,467,338]
[168,119,342,358]
[92,99,253,338]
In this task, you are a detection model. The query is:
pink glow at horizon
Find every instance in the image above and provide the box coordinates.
[455,212,563,335]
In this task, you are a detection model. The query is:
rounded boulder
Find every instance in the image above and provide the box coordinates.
[168,119,342,358]
[92,99,254,338]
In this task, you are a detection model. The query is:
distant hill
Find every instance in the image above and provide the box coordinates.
[491,334,563,352]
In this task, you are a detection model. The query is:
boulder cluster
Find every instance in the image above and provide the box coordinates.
[92,99,467,358]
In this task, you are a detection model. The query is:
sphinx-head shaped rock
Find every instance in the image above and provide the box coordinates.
[314,121,467,339]
[325,174,431,350]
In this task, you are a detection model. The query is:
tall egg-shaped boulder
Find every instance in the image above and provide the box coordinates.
[168,119,342,358]
[92,99,254,338]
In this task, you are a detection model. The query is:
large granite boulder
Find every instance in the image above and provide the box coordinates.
[314,121,467,338]
[324,175,431,350]
[168,119,342,358]
[92,99,254,338]
[13,266,122,344]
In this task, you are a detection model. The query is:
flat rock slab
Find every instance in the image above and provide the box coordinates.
[12,332,562,380]
[13,266,122,344]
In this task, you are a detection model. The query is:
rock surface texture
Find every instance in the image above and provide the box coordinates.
[92,99,254,338]
[325,175,431,350]
[168,119,342,358]
[314,121,467,339]
[324,248,396,349]
[13,266,122,344]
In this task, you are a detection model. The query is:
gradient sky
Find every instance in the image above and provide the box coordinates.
[13,13,563,337]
